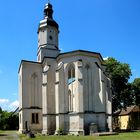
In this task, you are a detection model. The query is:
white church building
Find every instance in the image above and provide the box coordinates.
[18,2,112,135]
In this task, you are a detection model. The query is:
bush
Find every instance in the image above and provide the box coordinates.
[57,128,64,135]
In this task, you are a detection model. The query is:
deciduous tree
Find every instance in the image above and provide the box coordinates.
[104,57,132,112]
[132,78,140,105]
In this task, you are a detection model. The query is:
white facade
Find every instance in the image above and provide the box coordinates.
[19,2,112,135]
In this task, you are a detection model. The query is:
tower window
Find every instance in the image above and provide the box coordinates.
[68,65,75,84]
[32,113,39,124]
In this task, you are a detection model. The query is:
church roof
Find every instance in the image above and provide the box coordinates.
[58,50,104,62]
[38,2,59,32]
[18,60,41,73]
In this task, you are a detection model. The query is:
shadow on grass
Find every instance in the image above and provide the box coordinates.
[115,130,140,133]
[0,134,8,136]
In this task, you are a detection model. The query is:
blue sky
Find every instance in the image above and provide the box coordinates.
[0,0,140,111]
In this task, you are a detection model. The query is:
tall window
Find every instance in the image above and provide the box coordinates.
[31,73,38,107]
[67,64,75,112]
[32,113,39,124]
[68,65,75,84]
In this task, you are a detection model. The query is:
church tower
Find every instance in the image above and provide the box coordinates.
[37,3,60,62]
[39,2,59,135]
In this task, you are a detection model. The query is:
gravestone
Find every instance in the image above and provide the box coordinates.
[90,123,98,135]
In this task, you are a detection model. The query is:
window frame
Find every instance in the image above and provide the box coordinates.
[31,113,39,124]
[68,65,75,84]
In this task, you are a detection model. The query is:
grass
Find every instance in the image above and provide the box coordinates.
[0,130,4,134]
[1,131,140,140]
[25,131,140,140]
[97,131,140,140]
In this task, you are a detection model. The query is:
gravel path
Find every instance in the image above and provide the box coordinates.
[0,131,21,140]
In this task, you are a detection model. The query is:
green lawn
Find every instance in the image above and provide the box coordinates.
[25,131,140,140]
[1,131,140,140]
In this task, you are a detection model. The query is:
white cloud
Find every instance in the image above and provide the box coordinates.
[103,56,109,60]
[0,99,10,111]
[0,99,9,104]
[0,99,19,111]
[9,100,19,109]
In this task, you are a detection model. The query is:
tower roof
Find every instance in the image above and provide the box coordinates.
[38,2,59,30]
[44,3,53,19]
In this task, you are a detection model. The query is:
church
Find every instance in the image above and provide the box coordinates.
[18,2,112,135]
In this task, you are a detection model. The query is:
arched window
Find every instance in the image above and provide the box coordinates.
[68,65,75,84]
[30,73,38,107]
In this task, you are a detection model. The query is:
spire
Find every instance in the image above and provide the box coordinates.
[44,3,53,19]
[41,2,59,30]
[37,1,60,62]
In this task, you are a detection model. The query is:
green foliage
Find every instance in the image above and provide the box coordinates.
[56,128,64,135]
[0,107,2,113]
[0,108,19,130]
[104,57,132,112]
[131,78,140,105]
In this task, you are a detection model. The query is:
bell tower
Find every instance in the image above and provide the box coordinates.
[37,3,60,62]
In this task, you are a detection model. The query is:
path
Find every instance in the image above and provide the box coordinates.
[0,131,21,140]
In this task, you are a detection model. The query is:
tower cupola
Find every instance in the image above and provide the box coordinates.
[44,3,53,19]
[37,2,60,62]
[38,3,59,31]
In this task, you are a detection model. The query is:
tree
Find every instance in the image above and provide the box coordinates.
[0,107,2,129]
[132,78,140,106]
[104,57,132,112]
[0,107,2,113]
[0,109,19,130]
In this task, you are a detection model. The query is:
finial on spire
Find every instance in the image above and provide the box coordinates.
[44,2,53,19]
[38,1,59,30]
[48,0,50,3]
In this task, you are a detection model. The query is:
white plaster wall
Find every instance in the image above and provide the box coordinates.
[106,77,112,131]
[56,53,109,134]
[20,62,42,108]
[46,26,58,47]
[42,58,56,114]
[19,66,23,109]
[19,61,42,133]
[42,58,57,134]
[21,109,42,132]
[38,28,47,47]
[37,23,59,62]
[19,111,23,133]
[61,55,106,113]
